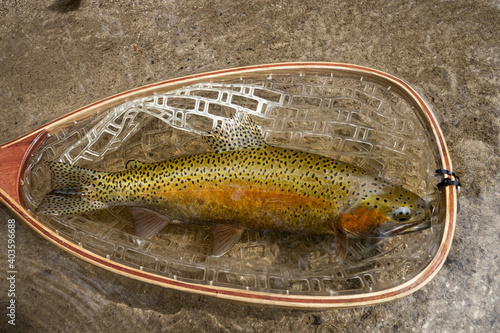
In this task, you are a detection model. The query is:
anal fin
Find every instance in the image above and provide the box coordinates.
[212,224,244,257]
[129,207,170,239]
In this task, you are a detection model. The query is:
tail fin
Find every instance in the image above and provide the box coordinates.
[35,161,108,215]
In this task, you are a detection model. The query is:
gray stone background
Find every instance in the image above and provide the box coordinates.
[0,0,498,332]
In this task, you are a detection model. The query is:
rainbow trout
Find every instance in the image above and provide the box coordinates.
[36,112,431,260]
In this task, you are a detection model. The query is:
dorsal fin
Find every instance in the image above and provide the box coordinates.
[126,160,147,170]
[203,112,266,152]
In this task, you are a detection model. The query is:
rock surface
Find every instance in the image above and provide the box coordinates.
[0,0,498,331]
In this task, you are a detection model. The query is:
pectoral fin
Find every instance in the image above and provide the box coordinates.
[129,207,169,239]
[334,227,348,263]
[212,224,244,257]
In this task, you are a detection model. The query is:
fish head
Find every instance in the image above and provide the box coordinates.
[335,184,431,238]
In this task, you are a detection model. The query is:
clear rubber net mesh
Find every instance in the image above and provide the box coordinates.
[21,71,442,296]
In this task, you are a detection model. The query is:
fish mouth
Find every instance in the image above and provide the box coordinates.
[375,218,432,237]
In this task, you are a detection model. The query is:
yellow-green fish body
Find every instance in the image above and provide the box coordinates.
[37,112,430,259]
[91,146,359,232]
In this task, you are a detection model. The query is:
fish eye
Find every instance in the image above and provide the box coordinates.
[393,206,412,222]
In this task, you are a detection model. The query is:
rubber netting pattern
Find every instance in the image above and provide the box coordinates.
[22,73,442,296]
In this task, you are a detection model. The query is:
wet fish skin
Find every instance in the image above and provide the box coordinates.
[36,112,430,259]
[93,146,359,233]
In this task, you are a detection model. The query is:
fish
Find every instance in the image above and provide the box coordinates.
[35,112,431,261]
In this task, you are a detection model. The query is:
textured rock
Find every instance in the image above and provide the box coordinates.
[0,0,498,331]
